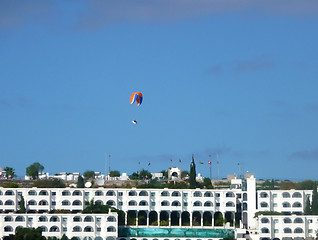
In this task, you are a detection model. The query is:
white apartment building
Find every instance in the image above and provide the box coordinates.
[0,174,317,240]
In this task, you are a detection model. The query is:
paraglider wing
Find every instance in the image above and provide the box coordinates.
[130,92,143,106]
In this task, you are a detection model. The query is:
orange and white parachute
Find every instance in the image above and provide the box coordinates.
[130,92,143,106]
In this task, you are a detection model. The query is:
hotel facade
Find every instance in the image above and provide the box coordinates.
[0,175,316,240]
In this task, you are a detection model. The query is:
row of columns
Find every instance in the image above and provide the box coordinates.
[124,211,235,227]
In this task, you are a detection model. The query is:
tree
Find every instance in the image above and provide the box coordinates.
[305,195,312,215]
[160,170,168,178]
[203,177,213,189]
[26,162,44,180]
[77,175,84,188]
[15,227,43,240]
[139,169,152,179]
[1,182,20,188]
[61,234,68,240]
[3,166,16,179]
[83,170,95,179]
[18,195,26,213]
[109,170,120,177]
[181,170,189,179]
[297,180,315,190]
[280,180,297,190]
[189,154,197,189]
[129,172,140,180]
[312,182,318,214]
[32,178,65,188]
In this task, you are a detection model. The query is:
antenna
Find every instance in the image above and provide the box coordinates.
[108,154,111,174]
[209,154,212,179]
[105,153,107,176]
[217,153,219,180]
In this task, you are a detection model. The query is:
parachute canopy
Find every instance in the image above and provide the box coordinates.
[130,92,143,106]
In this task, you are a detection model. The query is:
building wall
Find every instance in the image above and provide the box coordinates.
[0,213,117,240]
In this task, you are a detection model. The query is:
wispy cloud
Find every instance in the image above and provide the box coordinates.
[207,64,223,75]
[207,56,275,75]
[1,0,318,30]
[289,148,318,161]
[0,0,55,29]
[76,0,318,29]
[235,56,275,73]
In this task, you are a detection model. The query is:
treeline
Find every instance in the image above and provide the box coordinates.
[260,179,318,190]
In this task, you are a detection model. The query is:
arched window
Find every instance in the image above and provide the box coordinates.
[261,218,269,223]
[15,216,25,222]
[226,201,235,207]
[204,201,213,207]
[73,226,82,232]
[282,192,290,198]
[172,201,181,206]
[4,226,13,232]
[84,226,93,232]
[39,216,48,222]
[284,228,292,233]
[283,218,292,223]
[49,226,59,232]
[193,201,202,206]
[39,190,48,196]
[39,200,48,206]
[73,216,82,222]
[161,191,170,197]
[95,200,103,205]
[72,190,82,196]
[5,200,14,205]
[62,190,70,196]
[293,202,302,208]
[40,226,48,232]
[260,202,268,207]
[5,190,14,196]
[62,200,70,206]
[283,202,291,208]
[226,192,235,198]
[294,218,304,223]
[106,200,115,206]
[260,192,268,198]
[50,216,59,222]
[28,200,37,206]
[28,190,37,196]
[107,216,116,222]
[84,216,93,222]
[129,201,137,206]
[106,190,116,196]
[139,200,148,206]
[0,200,2,205]
[204,191,213,197]
[72,200,82,206]
[161,201,170,206]
[261,228,269,233]
[243,193,247,201]
[292,192,302,198]
[172,191,181,197]
[95,190,103,196]
[139,191,148,196]
[107,226,116,232]
[4,216,13,222]
[294,228,304,233]
[129,190,137,196]
[193,191,202,197]
[243,202,248,210]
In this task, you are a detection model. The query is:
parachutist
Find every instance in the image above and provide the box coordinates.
[132,120,138,124]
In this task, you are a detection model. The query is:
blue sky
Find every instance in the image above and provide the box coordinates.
[1,0,318,181]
